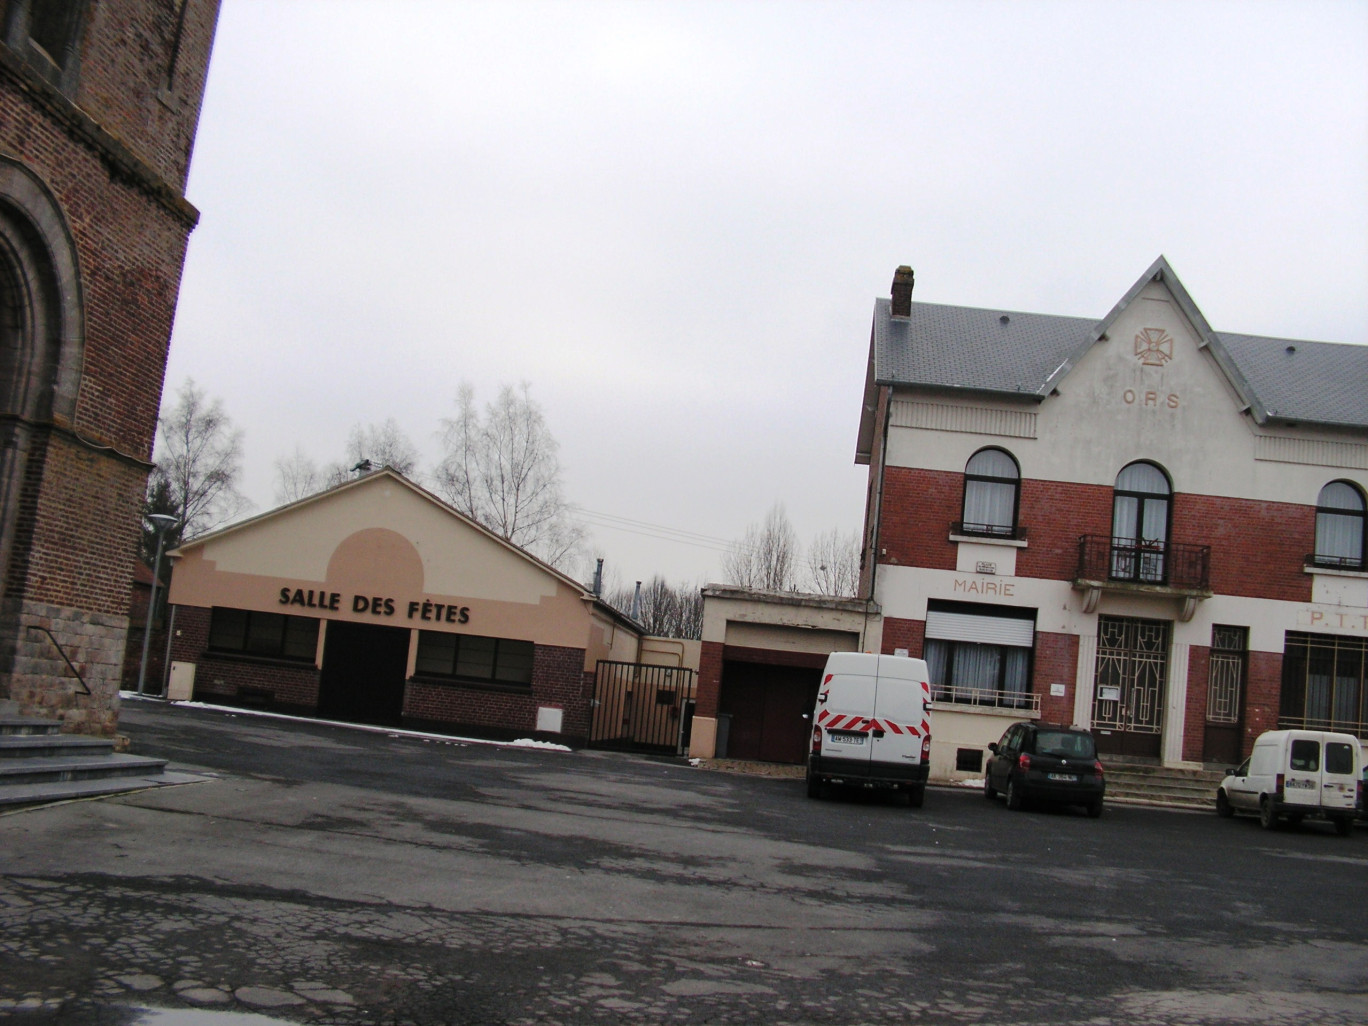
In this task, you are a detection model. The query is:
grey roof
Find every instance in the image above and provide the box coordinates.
[870,259,1368,431]
[872,297,1095,399]
[1215,332,1368,429]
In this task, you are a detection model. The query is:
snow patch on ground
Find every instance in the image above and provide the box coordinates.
[118,692,572,752]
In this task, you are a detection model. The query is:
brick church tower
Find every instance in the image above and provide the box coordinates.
[0,0,221,734]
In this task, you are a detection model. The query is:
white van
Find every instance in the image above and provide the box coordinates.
[806,652,932,806]
[1216,729,1363,836]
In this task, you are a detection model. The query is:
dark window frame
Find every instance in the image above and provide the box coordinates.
[1280,631,1367,739]
[959,447,1021,538]
[3,0,89,93]
[412,630,535,689]
[1110,460,1173,583]
[206,607,319,663]
[1313,480,1367,571]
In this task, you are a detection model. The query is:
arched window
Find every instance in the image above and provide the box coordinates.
[1314,481,1366,570]
[961,448,1019,538]
[0,157,85,596]
[1111,462,1170,583]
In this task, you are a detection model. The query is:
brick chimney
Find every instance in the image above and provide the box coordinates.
[890,265,914,317]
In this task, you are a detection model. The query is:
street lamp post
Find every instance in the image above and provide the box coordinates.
[136,513,179,697]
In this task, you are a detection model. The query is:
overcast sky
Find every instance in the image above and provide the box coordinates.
[164,0,1368,590]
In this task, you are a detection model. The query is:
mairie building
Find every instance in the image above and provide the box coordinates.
[853,257,1367,780]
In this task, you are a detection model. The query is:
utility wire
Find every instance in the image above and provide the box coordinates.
[568,505,738,554]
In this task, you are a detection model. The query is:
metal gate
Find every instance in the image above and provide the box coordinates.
[1093,616,1169,758]
[589,661,696,754]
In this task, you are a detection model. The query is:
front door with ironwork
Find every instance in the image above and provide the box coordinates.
[1092,616,1169,758]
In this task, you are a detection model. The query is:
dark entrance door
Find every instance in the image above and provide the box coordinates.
[1092,616,1169,759]
[317,621,411,727]
[1202,626,1247,765]
[718,662,821,764]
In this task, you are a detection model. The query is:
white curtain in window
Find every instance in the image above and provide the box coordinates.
[964,479,1015,531]
[1317,511,1363,562]
[925,639,949,698]
[952,643,1000,701]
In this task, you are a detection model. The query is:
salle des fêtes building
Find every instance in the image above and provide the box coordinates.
[689,258,1367,779]
[163,471,698,748]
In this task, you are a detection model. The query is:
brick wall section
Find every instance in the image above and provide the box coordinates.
[1242,651,1283,756]
[1185,645,1211,763]
[76,0,220,187]
[881,616,925,658]
[1033,631,1078,724]
[403,644,592,744]
[173,606,320,712]
[0,2,220,735]
[696,640,723,718]
[878,468,959,571]
[883,467,1316,602]
[1173,495,1313,602]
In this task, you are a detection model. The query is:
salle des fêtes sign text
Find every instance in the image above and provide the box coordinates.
[278,587,470,624]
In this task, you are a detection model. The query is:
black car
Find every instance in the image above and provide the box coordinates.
[984,722,1105,817]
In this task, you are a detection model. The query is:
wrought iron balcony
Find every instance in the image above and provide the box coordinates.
[1075,535,1211,620]
[1305,552,1367,573]
[950,521,1029,542]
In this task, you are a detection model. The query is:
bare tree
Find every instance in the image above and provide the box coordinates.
[805,527,861,596]
[345,419,420,478]
[608,576,703,639]
[434,382,584,569]
[722,503,798,592]
[273,446,325,505]
[153,379,250,541]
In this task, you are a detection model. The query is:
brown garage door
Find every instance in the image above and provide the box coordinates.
[718,661,821,764]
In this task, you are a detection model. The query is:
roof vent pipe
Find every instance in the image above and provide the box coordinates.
[890,265,914,317]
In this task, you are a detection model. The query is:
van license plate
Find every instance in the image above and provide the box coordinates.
[1047,773,1077,782]
[830,732,865,745]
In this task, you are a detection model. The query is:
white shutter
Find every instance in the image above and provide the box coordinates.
[924,610,1034,647]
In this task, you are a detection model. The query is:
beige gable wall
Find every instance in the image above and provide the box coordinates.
[167,475,597,652]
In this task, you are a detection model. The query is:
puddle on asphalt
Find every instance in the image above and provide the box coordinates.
[132,1011,294,1026]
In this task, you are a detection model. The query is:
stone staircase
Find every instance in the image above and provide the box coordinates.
[1103,756,1228,811]
[0,699,195,810]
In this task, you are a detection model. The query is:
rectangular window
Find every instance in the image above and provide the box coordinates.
[924,601,1035,709]
[955,748,983,772]
[1326,742,1355,776]
[414,631,535,687]
[207,607,318,662]
[1281,632,1366,738]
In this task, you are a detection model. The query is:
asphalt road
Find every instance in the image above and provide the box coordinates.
[2,700,1366,1026]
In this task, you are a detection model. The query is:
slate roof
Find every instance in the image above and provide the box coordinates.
[1215,332,1368,429]
[870,259,1368,431]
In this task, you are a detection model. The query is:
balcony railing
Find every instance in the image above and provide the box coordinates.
[1076,535,1211,592]
[951,521,1029,542]
[1305,552,1366,572]
[931,684,1040,713]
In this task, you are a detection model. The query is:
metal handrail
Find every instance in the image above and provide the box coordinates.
[26,626,92,696]
[931,683,1040,712]
[1277,715,1368,741]
[1304,553,1366,572]
[951,521,1028,541]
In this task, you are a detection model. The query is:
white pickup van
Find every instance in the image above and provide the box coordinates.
[1216,729,1363,836]
[806,652,932,806]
